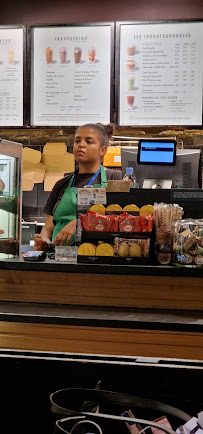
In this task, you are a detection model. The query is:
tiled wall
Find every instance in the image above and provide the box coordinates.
[1,125,203,221]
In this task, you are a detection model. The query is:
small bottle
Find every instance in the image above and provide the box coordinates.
[123,167,139,188]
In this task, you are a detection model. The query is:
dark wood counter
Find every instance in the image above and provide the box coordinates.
[0,257,202,360]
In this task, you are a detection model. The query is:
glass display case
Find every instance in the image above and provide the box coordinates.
[0,139,22,258]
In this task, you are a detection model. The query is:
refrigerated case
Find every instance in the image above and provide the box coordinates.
[0,139,22,258]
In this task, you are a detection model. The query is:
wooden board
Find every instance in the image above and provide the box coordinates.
[0,269,202,310]
[0,321,202,360]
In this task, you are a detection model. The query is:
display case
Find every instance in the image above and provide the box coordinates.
[0,139,22,258]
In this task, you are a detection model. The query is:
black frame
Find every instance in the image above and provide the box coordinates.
[115,19,203,129]
[0,25,27,127]
[28,22,115,128]
[137,138,177,166]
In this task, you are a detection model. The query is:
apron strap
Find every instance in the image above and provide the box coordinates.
[71,165,107,188]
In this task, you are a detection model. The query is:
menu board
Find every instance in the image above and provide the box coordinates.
[31,24,113,126]
[118,21,203,126]
[0,27,24,126]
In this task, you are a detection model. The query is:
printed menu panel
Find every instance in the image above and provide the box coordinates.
[31,25,113,126]
[0,27,24,126]
[118,22,203,126]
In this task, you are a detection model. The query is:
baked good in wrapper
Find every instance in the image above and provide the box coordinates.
[118,243,129,257]
[106,204,122,212]
[114,238,150,258]
[89,204,106,215]
[140,204,153,217]
[96,243,114,256]
[78,243,96,256]
[80,211,154,233]
[123,204,139,212]
[119,213,153,233]
[129,243,142,257]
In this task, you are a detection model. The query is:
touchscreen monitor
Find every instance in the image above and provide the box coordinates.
[137,140,176,165]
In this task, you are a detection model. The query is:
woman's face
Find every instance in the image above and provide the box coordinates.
[73,127,107,165]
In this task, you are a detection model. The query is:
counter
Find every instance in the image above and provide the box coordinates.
[0,257,202,360]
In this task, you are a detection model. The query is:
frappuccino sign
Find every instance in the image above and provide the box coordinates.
[31,25,113,126]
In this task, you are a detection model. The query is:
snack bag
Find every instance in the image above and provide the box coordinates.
[139,215,148,232]
[119,213,134,233]
[147,214,154,232]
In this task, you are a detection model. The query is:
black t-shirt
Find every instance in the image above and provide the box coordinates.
[43,168,122,216]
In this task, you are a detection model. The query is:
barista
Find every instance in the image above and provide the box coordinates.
[34,123,122,251]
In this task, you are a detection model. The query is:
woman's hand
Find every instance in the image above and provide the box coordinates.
[52,219,76,246]
[34,234,50,252]
[34,215,55,251]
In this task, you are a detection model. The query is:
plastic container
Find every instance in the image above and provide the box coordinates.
[173,219,203,267]
[55,246,78,262]
[123,167,139,188]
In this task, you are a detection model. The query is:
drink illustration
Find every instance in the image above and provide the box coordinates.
[127,95,134,110]
[8,49,15,64]
[88,46,96,63]
[126,60,136,72]
[46,47,53,64]
[128,77,135,91]
[60,47,67,64]
[74,47,82,64]
[127,43,136,56]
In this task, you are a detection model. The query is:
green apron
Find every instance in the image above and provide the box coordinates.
[52,164,107,244]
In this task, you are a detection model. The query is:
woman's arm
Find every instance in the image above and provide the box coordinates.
[34,215,55,251]
[52,218,76,246]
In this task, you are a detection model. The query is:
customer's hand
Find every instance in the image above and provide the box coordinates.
[34,234,50,251]
[52,219,76,246]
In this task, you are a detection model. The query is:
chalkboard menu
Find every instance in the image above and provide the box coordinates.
[30,23,114,127]
[0,26,25,126]
[116,21,203,126]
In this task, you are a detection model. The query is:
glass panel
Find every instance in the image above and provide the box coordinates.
[0,153,20,258]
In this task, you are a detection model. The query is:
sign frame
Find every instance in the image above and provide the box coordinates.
[28,22,115,128]
[115,20,203,128]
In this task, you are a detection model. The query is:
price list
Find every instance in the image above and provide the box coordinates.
[119,22,203,126]
[31,25,112,126]
[0,28,24,126]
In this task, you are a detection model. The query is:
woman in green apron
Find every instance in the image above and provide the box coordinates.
[34,123,121,251]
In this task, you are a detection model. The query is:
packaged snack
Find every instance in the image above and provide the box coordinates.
[118,242,129,257]
[78,243,96,256]
[140,204,153,217]
[96,243,114,256]
[114,238,150,258]
[94,213,111,232]
[173,219,203,267]
[129,243,142,257]
[134,216,142,232]
[139,215,148,232]
[123,204,139,213]
[106,204,122,212]
[89,204,106,215]
[119,213,135,232]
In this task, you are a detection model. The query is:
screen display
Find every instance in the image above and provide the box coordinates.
[137,140,176,165]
